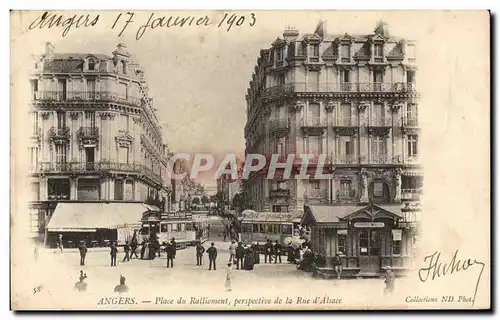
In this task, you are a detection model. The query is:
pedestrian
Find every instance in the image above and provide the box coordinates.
[235,242,244,269]
[171,238,177,259]
[206,242,217,271]
[225,263,233,291]
[57,234,64,253]
[253,242,260,264]
[130,237,139,259]
[166,242,175,268]
[223,230,227,242]
[274,240,282,264]
[122,241,131,262]
[287,242,294,264]
[228,240,237,263]
[207,224,211,238]
[196,241,205,266]
[74,270,88,292]
[110,242,118,267]
[78,241,88,266]
[264,239,273,263]
[333,252,343,279]
[114,275,129,294]
[384,266,396,294]
[140,239,147,259]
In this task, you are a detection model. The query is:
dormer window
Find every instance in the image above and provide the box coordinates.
[88,59,96,70]
[341,44,351,62]
[310,44,320,57]
[122,61,127,74]
[276,49,283,61]
[407,44,416,63]
[374,44,384,62]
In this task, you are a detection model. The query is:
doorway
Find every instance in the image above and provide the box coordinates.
[85,147,95,171]
[358,229,381,273]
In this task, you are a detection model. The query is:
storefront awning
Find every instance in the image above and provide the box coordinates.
[46,202,152,232]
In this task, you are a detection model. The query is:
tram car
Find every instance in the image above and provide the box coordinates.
[140,210,209,247]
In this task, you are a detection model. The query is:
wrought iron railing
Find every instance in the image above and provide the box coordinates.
[300,117,327,127]
[401,117,419,127]
[77,126,99,137]
[367,118,391,127]
[48,126,70,138]
[332,116,356,127]
[37,162,164,185]
[261,82,416,96]
[32,91,142,106]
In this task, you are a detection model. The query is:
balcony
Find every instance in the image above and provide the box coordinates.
[37,162,165,186]
[333,155,357,165]
[32,91,142,106]
[269,119,290,133]
[367,118,392,135]
[48,127,70,144]
[332,117,356,127]
[401,117,418,127]
[371,154,390,165]
[77,126,99,139]
[262,82,416,97]
[401,188,422,201]
[404,155,420,165]
[300,117,327,128]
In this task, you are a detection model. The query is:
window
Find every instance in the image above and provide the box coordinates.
[374,44,384,58]
[55,144,67,164]
[48,179,70,199]
[252,224,259,233]
[88,59,95,70]
[373,136,386,155]
[31,80,38,99]
[282,224,292,235]
[407,135,418,157]
[359,229,369,256]
[32,112,39,135]
[407,71,415,84]
[58,79,67,100]
[373,181,384,197]
[118,83,128,99]
[407,44,416,61]
[118,147,129,164]
[339,180,352,198]
[124,181,134,200]
[310,179,320,190]
[122,61,127,74]
[114,180,124,200]
[242,223,252,233]
[161,224,168,233]
[85,111,96,128]
[57,111,66,129]
[406,104,417,119]
[276,48,283,61]
[311,44,319,57]
[342,70,350,83]
[345,141,352,156]
[337,229,347,254]
[277,74,285,85]
[87,79,96,95]
[370,231,381,255]
[259,224,265,233]
[392,229,402,255]
[120,114,129,132]
[341,44,350,61]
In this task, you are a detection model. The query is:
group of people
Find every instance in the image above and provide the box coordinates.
[73,271,129,294]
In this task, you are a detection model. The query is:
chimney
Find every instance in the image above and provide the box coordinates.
[45,42,55,59]
[283,25,299,41]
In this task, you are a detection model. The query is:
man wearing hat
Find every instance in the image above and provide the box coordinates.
[114,275,129,293]
[74,270,87,292]
[206,242,218,271]
[78,241,88,266]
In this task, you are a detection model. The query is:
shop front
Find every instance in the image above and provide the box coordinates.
[302,203,415,277]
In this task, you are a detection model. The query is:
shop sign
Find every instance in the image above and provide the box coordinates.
[354,222,385,228]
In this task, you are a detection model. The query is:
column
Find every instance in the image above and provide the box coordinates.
[100,178,107,201]
[39,177,47,201]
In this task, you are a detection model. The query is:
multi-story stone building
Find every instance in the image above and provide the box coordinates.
[243,22,423,274]
[28,42,174,244]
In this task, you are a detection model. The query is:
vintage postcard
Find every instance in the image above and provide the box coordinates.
[10,10,490,310]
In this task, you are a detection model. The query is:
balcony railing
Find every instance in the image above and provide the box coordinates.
[269,119,290,132]
[300,117,327,128]
[77,126,99,138]
[48,126,70,139]
[32,91,142,106]
[333,155,357,165]
[401,117,419,127]
[367,118,391,127]
[262,82,416,96]
[332,116,356,127]
[371,154,389,164]
[37,162,164,185]
[401,188,422,200]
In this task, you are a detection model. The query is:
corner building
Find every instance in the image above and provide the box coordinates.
[28,43,174,246]
[244,22,422,274]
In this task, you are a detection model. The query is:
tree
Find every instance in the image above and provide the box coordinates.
[191,197,200,205]
[201,195,209,204]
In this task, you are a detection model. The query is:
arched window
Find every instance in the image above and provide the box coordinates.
[122,61,127,74]
[88,59,95,71]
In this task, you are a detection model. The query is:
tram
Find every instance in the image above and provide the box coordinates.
[238,210,303,244]
[140,210,209,246]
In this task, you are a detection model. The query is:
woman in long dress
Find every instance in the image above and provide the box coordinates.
[244,246,255,270]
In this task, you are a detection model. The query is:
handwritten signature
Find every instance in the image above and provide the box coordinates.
[418,250,485,307]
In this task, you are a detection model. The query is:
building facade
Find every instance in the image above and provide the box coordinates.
[243,22,422,273]
[28,43,174,242]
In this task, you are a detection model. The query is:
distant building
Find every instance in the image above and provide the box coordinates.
[28,43,174,245]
